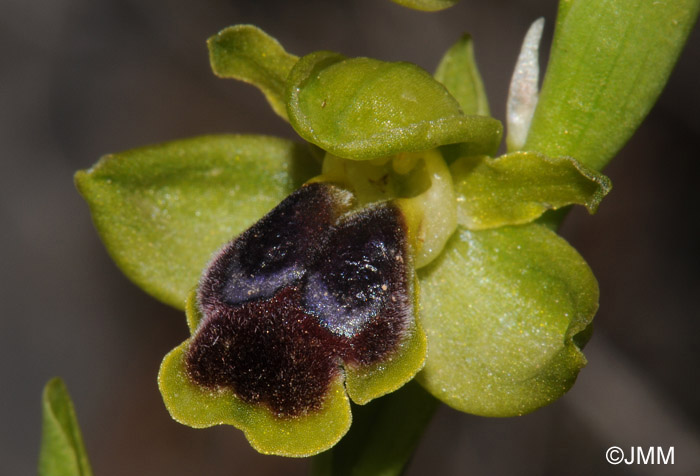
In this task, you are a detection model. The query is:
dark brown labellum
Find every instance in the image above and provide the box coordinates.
[303,205,409,343]
[209,182,353,305]
[186,183,413,417]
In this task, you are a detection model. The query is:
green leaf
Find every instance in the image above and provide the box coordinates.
[417,224,598,416]
[39,378,93,476]
[208,25,299,121]
[451,151,611,230]
[525,0,700,171]
[286,52,502,160]
[435,34,490,116]
[75,135,319,310]
[389,0,460,12]
[159,343,352,457]
[311,381,438,476]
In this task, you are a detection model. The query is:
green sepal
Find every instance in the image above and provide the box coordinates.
[417,223,598,416]
[525,0,700,171]
[158,343,352,457]
[75,135,318,310]
[389,0,460,11]
[208,25,299,121]
[435,34,490,116]
[345,282,427,404]
[451,151,611,230]
[39,378,94,476]
[286,52,502,160]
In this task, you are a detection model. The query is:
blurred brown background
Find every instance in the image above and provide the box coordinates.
[2,1,699,475]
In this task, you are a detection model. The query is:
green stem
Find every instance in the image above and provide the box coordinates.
[310,381,439,476]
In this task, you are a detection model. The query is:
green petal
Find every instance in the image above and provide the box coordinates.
[389,0,460,11]
[434,34,490,116]
[39,378,93,476]
[286,52,502,160]
[417,224,598,416]
[451,151,611,230]
[525,0,700,171]
[434,34,495,161]
[208,25,299,121]
[75,135,318,310]
[158,342,352,457]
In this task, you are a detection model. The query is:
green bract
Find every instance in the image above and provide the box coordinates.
[525,0,700,171]
[39,379,93,476]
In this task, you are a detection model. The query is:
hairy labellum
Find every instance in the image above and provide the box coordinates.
[185,182,414,417]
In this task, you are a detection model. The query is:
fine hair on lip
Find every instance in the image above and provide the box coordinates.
[186,183,414,417]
